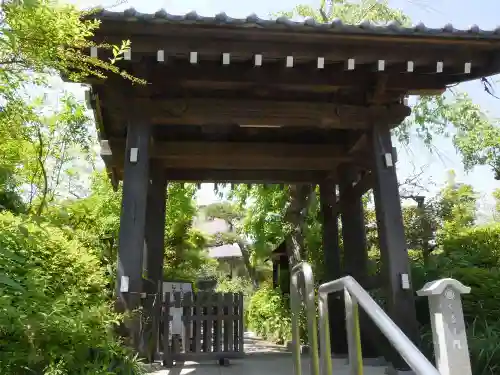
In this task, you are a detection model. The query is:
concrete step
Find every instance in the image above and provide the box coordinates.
[148,332,393,375]
[147,357,388,375]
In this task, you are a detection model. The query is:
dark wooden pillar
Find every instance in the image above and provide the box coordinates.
[338,165,368,283]
[116,119,151,347]
[338,164,380,358]
[371,125,420,370]
[319,179,346,354]
[140,165,167,361]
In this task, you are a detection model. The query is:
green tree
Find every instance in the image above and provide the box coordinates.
[163,183,211,281]
[0,91,95,216]
[25,95,94,215]
[435,170,478,236]
[493,188,500,220]
[399,94,500,180]
[48,173,213,289]
[0,0,139,215]
[229,0,499,272]
[203,201,259,285]
[279,0,409,25]
[401,199,437,264]
[1,0,135,83]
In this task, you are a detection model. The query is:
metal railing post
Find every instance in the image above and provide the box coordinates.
[318,291,332,375]
[344,289,363,375]
[292,262,444,375]
[291,273,302,375]
[290,262,320,375]
[318,275,441,375]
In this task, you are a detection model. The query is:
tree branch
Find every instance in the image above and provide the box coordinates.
[35,125,48,217]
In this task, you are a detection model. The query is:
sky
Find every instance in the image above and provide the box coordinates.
[63,0,500,213]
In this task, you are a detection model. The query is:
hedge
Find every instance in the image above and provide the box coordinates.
[246,224,500,374]
[440,223,500,268]
[0,212,143,375]
[246,284,294,344]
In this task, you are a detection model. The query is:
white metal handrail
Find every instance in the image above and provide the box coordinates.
[318,275,441,375]
[290,262,320,375]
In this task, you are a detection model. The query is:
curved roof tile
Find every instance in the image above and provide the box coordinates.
[91,8,500,39]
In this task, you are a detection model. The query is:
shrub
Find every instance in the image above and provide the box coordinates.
[440,268,500,323]
[216,276,254,296]
[440,223,500,268]
[410,224,500,375]
[246,285,293,344]
[412,224,500,325]
[0,212,143,374]
[467,319,500,375]
[418,318,500,375]
[216,276,255,323]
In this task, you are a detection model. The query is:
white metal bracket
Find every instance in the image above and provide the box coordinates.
[120,276,129,292]
[401,273,410,290]
[130,147,138,163]
[384,152,393,168]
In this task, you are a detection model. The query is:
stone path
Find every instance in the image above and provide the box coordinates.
[146,332,387,375]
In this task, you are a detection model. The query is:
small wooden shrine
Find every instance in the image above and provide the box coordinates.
[269,242,289,293]
[81,9,500,370]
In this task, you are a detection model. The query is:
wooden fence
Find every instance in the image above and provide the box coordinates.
[162,291,245,367]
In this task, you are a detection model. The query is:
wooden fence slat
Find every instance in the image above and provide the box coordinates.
[162,292,173,367]
[223,293,229,352]
[238,293,244,352]
[233,293,240,352]
[171,292,182,356]
[173,291,182,308]
[194,292,203,353]
[160,291,244,365]
[205,293,215,353]
[202,292,209,352]
[172,334,181,357]
[183,295,196,307]
[225,293,234,352]
[183,292,193,353]
[214,293,223,353]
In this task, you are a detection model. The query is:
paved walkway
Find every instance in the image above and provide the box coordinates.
[147,333,387,375]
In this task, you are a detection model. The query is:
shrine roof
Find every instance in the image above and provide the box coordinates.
[207,244,243,259]
[83,10,500,186]
[93,8,500,41]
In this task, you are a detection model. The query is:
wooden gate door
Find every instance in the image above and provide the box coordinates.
[162,291,245,367]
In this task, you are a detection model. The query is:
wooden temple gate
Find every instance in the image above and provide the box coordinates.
[161,291,244,366]
[79,9,500,372]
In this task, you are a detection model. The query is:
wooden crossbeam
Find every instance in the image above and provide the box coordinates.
[163,169,328,183]
[113,140,349,159]
[104,99,411,129]
[119,61,453,92]
[110,140,352,171]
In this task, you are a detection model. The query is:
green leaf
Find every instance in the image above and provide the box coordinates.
[0,274,24,291]
[18,224,29,236]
